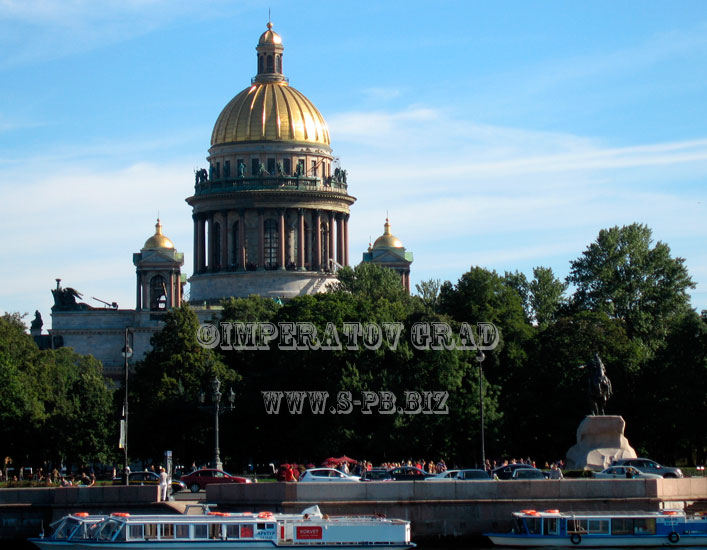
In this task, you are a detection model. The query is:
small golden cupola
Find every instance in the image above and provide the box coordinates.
[372,218,404,249]
[363,217,414,293]
[143,218,175,250]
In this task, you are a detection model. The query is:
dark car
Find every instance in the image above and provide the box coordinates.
[491,463,536,480]
[510,468,546,480]
[180,468,252,493]
[359,468,393,482]
[611,458,683,478]
[112,471,187,493]
[387,466,433,481]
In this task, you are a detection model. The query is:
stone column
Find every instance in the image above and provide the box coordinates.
[344,214,349,267]
[336,214,343,266]
[207,214,215,271]
[297,209,305,270]
[258,210,265,270]
[278,209,286,270]
[238,210,246,271]
[192,216,198,274]
[314,210,322,271]
[328,211,335,270]
[197,217,206,272]
[136,273,142,310]
[221,211,229,271]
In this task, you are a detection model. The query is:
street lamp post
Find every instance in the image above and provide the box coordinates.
[199,377,235,470]
[476,349,486,469]
[120,329,133,485]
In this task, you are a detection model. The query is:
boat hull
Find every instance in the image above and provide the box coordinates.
[487,533,707,547]
[30,541,413,550]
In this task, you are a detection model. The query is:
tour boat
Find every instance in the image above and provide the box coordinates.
[30,505,414,550]
[485,508,707,547]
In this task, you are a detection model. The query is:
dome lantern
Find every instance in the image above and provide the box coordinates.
[255,21,286,84]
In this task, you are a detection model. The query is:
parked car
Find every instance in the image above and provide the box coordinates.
[594,466,662,479]
[611,458,683,478]
[112,471,187,493]
[425,469,490,481]
[387,466,433,480]
[359,468,393,482]
[491,463,536,480]
[510,468,546,480]
[298,468,360,482]
[180,468,251,493]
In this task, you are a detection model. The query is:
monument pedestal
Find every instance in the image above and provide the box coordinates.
[566,415,636,471]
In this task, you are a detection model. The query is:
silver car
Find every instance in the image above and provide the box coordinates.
[612,458,683,478]
[594,466,662,479]
[298,468,361,482]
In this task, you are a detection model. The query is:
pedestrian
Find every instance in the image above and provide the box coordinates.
[158,466,169,501]
[549,463,563,480]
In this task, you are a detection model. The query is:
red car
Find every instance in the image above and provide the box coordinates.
[180,468,251,493]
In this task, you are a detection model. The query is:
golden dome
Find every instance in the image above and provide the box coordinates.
[143,219,174,250]
[372,218,403,249]
[211,82,330,146]
[259,22,282,45]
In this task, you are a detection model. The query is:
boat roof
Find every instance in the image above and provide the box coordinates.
[512,510,687,519]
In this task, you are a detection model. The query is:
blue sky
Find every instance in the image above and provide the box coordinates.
[1,0,707,326]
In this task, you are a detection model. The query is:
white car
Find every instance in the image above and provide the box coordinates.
[298,468,361,482]
[425,469,491,481]
[594,466,662,479]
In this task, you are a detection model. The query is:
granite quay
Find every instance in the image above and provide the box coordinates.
[1,478,706,543]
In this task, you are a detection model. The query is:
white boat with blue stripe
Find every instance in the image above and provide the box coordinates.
[30,505,414,550]
[486,509,707,547]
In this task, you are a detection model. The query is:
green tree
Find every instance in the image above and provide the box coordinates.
[415,278,442,312]
[130,303,236,464]
[568,224,694,353]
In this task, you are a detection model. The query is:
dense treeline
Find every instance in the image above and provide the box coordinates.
[0,313,114,471]
[129,223,705,469]
[2,223,705,470]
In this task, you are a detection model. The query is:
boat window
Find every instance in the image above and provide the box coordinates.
[193,524,208,539]
[513,517,526,534]
[634,518,656,535]
[53,520,74,540]
[257,523,267,530]
[210,523,222,539]
[242,524,254,538]
[544,518,558,535]
[175,524,190,539]
[526,518,541,535]
[97,520,122,542]
[161,524,174,539]
[568,519,588,534]
[145,524,158,540]
[587,520,609,534]
[129,524,144,540]
[611,518,633,535]
[227,524,240,538]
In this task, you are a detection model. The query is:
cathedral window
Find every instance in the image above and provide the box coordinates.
[215,162,221,179]
[267,158,276,174]
[296,159,305,176]
[264,219,278,269]
[276,55,282,73]
[224,160,231,178]
[150,275,167,311]
[311,160,317,177]
[258,55,264,73]
[266,54,274,72]
[283,158,291,175]
[252,158,260,175]
[231,221,239,268]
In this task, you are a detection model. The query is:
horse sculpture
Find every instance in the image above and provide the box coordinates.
[585,352,612,416]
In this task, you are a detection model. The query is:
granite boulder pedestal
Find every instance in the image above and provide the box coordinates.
[566,415,637,471]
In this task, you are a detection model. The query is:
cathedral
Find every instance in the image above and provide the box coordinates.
[43,22,412,378]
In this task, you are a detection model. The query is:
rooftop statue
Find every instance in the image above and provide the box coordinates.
[51,284,93,311]
[30,310,43,331]
[584,352,612,416]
